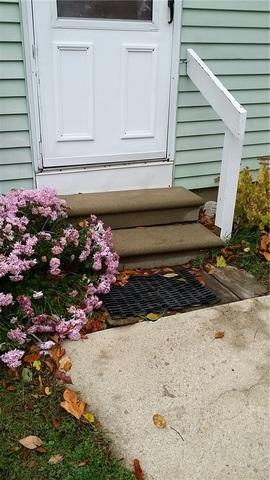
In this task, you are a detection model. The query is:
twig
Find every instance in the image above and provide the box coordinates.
[170,426,184,442]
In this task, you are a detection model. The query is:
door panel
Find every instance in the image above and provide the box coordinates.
[33,0,173,168]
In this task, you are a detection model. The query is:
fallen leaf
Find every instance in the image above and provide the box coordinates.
[162,267,175,273]
[48,454,63,464]
[36,446,46,453]
[33,360,41,371]
[214,331,225,339]
[133,458,144,480]
[21,368,33,383]
[50,346,66,365]
[153,414,167,429]
[83,412,95,423]
[79,220,87,228]
[262,251,270,261]
[145,313,161,321]
[19,435,43,450]
[54,369,72,384]
[44,386,52,396]
[216,255,227,268]
[77,460,89,467]
[52,417,61,429]
[163,273,178,278]
[44,358,55,372]
[115,271,130,287]
[259,232,270,261]
[60,388,86,419]
[243,247,250,253]
[178,277,187,283]
[24,353,40,363]
[59,355,72,372]
[7,384,16,391]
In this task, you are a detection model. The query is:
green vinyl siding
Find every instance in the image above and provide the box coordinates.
[174,0,270,189]
[0,0,33,193]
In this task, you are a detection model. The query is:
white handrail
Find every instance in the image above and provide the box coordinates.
[186,48,247,239]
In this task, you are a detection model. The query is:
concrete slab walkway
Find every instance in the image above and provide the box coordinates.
[65,296,270,480]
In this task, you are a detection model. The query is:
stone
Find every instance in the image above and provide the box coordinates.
[65,296,270,480]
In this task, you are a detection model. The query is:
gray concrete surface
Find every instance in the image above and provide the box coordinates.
[66,296,270,480]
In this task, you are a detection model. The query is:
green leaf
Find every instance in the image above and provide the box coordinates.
[21,368,33,383]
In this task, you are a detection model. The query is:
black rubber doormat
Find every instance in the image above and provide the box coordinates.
[101,269,219,319]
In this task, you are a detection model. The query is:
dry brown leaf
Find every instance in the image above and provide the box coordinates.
[36,446,46,453]
[214,331,225,339]
[19,435,43,450]
[23,353,40,364]
[48,454,63,464]
[162,267,175,273]
[153,414,167,429]
[60,388,86,420]
[259,232,270,262]
[59,355,72,372]
[262,251,270,261]
[133,459,144,480]
[50,346,66,364]
[54,369,73,384]
[52,417,61,429]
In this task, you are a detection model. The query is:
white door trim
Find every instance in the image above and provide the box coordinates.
[20,0,182,185]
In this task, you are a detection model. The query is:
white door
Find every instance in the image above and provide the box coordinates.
[32,0,173,168]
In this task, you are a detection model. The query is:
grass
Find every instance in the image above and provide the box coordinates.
[193,227,269,287]
[0,369,135,480]
[225,228,269,281]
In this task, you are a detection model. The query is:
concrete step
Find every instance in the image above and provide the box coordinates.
[113,223,223,269]
[63,187,203,228]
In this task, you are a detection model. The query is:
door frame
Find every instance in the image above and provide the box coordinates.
[20,0,183,185]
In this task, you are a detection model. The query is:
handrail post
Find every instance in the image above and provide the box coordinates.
[186,49,247,239]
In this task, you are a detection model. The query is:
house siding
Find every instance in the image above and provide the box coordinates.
[0,0,33,193]
[174,0,270,189]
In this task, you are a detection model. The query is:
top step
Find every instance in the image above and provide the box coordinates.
[63,187,203,217]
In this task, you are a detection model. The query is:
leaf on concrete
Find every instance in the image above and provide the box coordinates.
[216,255,227,268]
[19,435,43,450]
[54,369,72,384]
[83,412,95,423]
[153,414,167,429]
[214,331,225,339]
[133,458,144,480]
[60,388,86,420]
[59,355,72,372]
[48,454,63,464]
[145,313,161,321]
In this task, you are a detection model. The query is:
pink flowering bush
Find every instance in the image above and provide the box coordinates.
[0,188,119,368]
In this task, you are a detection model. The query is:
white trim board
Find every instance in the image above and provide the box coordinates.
[36,161,174,195]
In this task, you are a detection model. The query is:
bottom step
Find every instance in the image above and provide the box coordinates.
[112,223,223,269]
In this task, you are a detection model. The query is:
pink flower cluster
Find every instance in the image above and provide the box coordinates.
[0,187,119,368]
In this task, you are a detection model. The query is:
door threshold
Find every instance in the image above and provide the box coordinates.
[36,160,174,195]
[40,158,170,173]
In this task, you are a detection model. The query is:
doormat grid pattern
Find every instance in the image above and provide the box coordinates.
[101,269,219,318]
